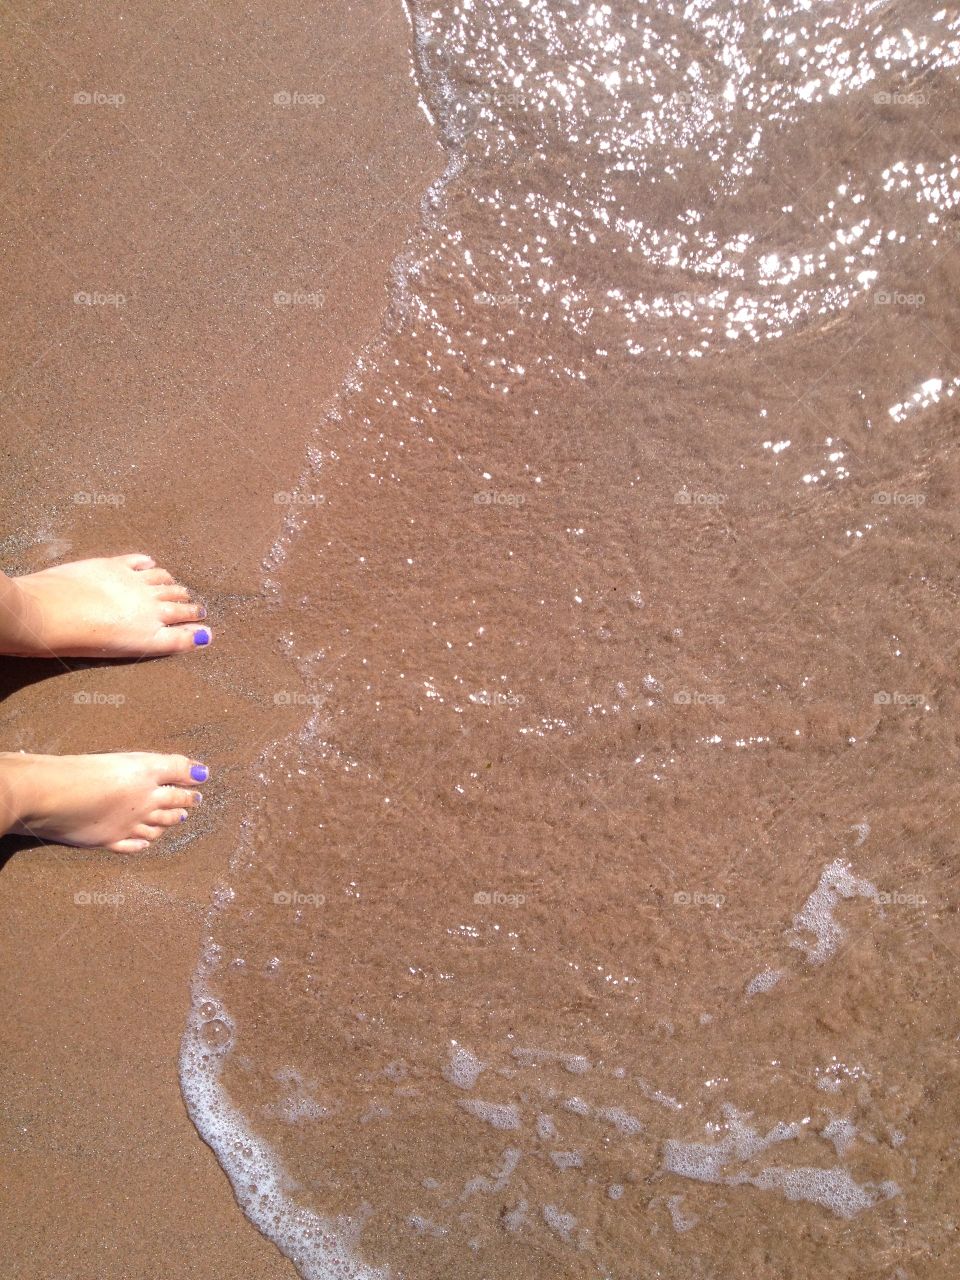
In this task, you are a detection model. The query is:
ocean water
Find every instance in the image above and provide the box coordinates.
[180,2,960,1276]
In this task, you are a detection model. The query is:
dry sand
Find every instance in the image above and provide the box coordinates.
[0,2,442,1275]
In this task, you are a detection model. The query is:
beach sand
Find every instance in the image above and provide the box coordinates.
[0,2,442,1275]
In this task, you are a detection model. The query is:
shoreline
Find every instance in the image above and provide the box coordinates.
[0,2,442,1276]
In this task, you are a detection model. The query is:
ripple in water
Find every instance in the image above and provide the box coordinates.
[181,1,960,1276]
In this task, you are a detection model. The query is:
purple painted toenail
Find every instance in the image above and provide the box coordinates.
[179,812,188,822]
[190,764,208,783]
[194,627,211,646]
[199,607,207,619]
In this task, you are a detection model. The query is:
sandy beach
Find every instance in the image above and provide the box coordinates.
[6,1,960,1276]
[0,2,441,1275]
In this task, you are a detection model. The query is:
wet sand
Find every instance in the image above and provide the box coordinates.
[0,2,442,1275]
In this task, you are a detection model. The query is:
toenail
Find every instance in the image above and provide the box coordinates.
[193,792,203,803]
[190,764,208,783]
[199,607,207,619]
[179,811,188,822]
[193,627,211,646]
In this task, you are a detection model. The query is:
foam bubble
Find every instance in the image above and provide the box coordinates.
[744,1167,899,1219]
[457,1099,522,1130]
[822,1116,857,1157]
[442,1043,485,1090]
[549,1150,585,1170]
[597,1106,644,1136]
[790,859,878,964]
[180,992,386,1280]
[662,1105,898,1219]
[541,1203,577,1241]
[666,1194,699,1233]
[745,968,785,996]
[536,1113,558,1140]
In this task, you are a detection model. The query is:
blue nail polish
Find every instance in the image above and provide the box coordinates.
[190,764,208,783]
[179,812,188,822]
[194,627,211,646]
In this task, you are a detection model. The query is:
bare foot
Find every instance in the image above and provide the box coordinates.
[0,553,211,658]
[0,751,209,853]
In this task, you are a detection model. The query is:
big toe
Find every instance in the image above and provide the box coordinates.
[155,754,210,788]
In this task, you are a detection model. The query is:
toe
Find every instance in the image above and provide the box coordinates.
[142,623,213,656]
[159,601,207,626]
[109,838,151,854]
[154,583,192,603]
[139,567,176,586]
[122,553,157,570]
[148,808,189,827]
[156,755,209,788]
[152,785,200,809]
[133,823,165,841]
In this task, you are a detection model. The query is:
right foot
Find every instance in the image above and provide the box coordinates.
[0,751,209,853]
[0,553,211,658]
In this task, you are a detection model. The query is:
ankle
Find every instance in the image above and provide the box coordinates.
[0,752,42,834]
[0,573,46,657]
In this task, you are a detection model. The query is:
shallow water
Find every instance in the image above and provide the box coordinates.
[181,2,960,1276]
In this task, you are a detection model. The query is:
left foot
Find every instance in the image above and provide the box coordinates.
[0,553,212,658]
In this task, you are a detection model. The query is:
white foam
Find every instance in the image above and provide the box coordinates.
[500,1199,529,1234]
[407,1215,447,1237]
[743,1166,899,1219]
[542,1203,577,1241]
[180,994,386,1280]
[536,1113,558,1140]
[457,1099,522,1130]
[462,1146,521,1198]
[442,1043,485,1090]
[636,1079,683,1111]
[666,1194,699,1233]
[662,1105,898,1219]
[562,1096,591,1117]
[790,859,878,964]
[549,1150,585,1170]
[745,967,784,996]
[512,1047,592,1074]
[597,1106,644,1136]
[822,1115,857,1157]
